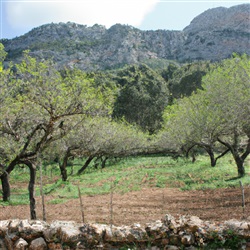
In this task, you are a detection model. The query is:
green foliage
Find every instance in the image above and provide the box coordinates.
[49,116,148,173]
[166,61,211,99]
[160,54,250,176]
[142,58,180,71]
[206,230,246,249]
[0,50,117,203]
[112,64,169,133]
[0,52,113,166]
[2,154,249,206]
[0,43,7,71]
[201,53,250,130]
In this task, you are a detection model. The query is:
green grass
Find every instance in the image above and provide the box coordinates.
[1,154,249,205]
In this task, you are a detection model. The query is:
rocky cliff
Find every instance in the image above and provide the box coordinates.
[181,4,250,61]
[1,4,249,71]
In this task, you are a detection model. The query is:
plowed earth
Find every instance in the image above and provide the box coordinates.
[1,187,249,225]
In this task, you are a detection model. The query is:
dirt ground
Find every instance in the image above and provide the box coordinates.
[1,187,249,226]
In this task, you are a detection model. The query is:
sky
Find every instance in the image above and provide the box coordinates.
[0,0,249,39]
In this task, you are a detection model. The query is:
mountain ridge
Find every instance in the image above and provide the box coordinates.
[2,4,249,71]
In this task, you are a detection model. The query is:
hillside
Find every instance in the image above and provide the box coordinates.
[1,4,250,71]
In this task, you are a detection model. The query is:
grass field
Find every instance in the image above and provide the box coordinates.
[2,154,249,206]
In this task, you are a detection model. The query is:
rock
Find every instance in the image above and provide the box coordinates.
[149,247,161,250]
[18,220,46,241]
[14,238,28,250]
[169,235,179,245]
[184,247,197,250]
[47,242,63,249]
[29,237,47,250]
[83,222,107,244]
[161,238,169,245]
[29,220,48,232]
[164,246,179,250]
[9,219,20,233]
[48,221,84,246]
[4,233,14,250]
[0,239,7,250]
[9,232,20,242]
[129,223,147,241]
[181,234,195,246]
[104,225,128,242]
[146,220,169,240]
[162,214,179,230]
[182,215,204,233]
[224,219,250,239]
[43,226,59,244]
[0,220,10,236]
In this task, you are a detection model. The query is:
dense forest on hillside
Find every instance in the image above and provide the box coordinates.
[0,42,250,220]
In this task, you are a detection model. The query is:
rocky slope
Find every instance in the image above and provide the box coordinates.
[1,4,249,71]
[181,4,250,61]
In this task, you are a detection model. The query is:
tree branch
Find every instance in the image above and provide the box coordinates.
[217,137,233,152]
[241,137,250,161]
[20,123,45,155]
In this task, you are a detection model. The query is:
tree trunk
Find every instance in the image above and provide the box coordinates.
[59,149,71,181]
[0,172,10,202]
[25,161,37,220]
[217,135,246,177]
[0,159,19,201]
[101,157,108,169]
[191,153,196,163]
[234,154,245,177]
[205,147,216,167]
[59,163,68,182]
[78,156,94,175]
[59,154,68,182]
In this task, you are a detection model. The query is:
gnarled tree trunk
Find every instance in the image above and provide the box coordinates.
[233,154,245,177]
[24,160,37,220]
[0,172,10,202]
[217,134,249,177]
[0,159,19,201]
[59,149,70,182]
[78,156,94,175]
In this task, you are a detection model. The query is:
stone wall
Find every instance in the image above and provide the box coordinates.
[0,214,249,249]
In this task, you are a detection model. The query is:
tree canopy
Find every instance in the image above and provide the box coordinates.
[112,64,169,133]
[0,50,113,203]
[161,54,250,176]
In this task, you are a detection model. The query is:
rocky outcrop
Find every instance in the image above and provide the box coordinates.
[0,214,249,249]
[180,4,250,61]
[1,4,250,71]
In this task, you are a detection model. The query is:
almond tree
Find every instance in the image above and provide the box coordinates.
[49,117,148,180]
[202,54,250,176]
[0,51,112,218]
[161,54,250,176]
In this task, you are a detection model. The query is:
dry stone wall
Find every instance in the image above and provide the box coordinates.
[0,214,249,249]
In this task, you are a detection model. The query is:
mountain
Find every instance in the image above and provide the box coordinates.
[1,4,249,71]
